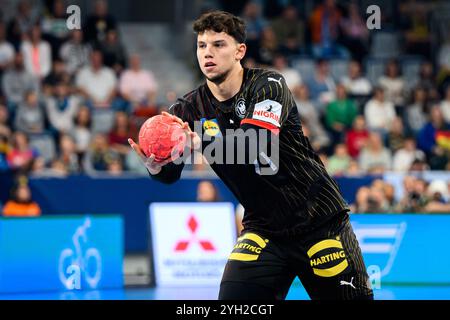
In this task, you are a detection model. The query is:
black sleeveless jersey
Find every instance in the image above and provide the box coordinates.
[155,68,349,237]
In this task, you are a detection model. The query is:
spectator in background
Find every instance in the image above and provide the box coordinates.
[325,83,357,144]
[309,0,347,59]
[414,61,439,102]
[0,134,10,172]
[98,29,127,75]
[196,180,220,202]
[31,156,68,177]
[271,54,301,91]
[40,0,70,58]
[440,86,450,124]
[392,137,426,172]
[2,52,39,110]
[255,26,278,66]
[396,176,428,212]
[82,133,118,174]
[402,2,432,59]
[358,132,392,174]
[44,81,80,135]
[423,180,450,213]
[42,59,71,95]
[241,1,267,44]
[57,134,80,174]
[6,131,38,172]
[71,106,92,161]
[75,50,117,109]
[83,0,117,45]
[345,115,369,159]
[437,34,450,95]
[0,104,11,139]
[107,157,124,176]
[0,22,15,80]
[293,84,330,152]
[59,30,91,76]
[270,5,304,53]
[2,181,41,217]
[339,2,369,62]
[405,86,428,135]
[341,60,372,97]
[364,87,396,136]
[14,90,46,134]
[306,59,336,113]
[108,111,131,160]
[346,159,362,176]
[326,143,351,176]
[417,105,450,158]
[6,0,39,50]
[378,59,406,111]
[21,24,52,79]
[351,186,370,213]
[119,54,158,110]
[387,117,406,153]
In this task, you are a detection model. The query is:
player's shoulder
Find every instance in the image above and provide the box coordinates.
[169,85,205,117]
[245,68,286,90]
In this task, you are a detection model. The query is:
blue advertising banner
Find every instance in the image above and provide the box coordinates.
[350,214,450,285]
[0,215,124,293]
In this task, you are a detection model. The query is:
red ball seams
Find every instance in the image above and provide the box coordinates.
[138,115,187,162]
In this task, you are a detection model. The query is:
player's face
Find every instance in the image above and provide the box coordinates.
[197,30,246,84]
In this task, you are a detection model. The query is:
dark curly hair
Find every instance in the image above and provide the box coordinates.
[193,10,246,44]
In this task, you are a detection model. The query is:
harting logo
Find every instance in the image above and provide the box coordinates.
[228,233,269,261]
[174,215,216,252]
[307,238,349,277]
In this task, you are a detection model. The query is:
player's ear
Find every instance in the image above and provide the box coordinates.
[235,43,246,61]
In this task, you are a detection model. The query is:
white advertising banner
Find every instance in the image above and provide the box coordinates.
[149,202,237,286]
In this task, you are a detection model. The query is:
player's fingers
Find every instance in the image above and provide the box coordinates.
[162,111,184,126]
[128,138,147,160]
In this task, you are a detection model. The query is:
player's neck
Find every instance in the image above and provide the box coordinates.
[206,65,244,102]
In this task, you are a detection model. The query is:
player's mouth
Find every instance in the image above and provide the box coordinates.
[204,62,217,71]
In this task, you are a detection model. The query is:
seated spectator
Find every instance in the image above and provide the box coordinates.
[255,26,279,66]
[75,50,118,109]
[119,54,158,110]
[197,180,220,202]
[339,2,369,62]
[241,1,268,50]
[57,134,80,174]
[270,5,305,54]
[2,181,41,217]
[423,180,450,213]
[402,3,432,59]
[405,86,428,135]
[417,105,450,158]
[440,86,450,124]
[41,0,70,58]
[0,134,10,171]
[107,157,124,176]
[378,59,406,111]
[358,132,392,173]
[341,60,372,97]
[437,34,450,95]
[392,137,426,172]
[125,148,148,175]
[59,30,91,76]
[98,29,127,75]
[14,90,46,134]
[345,115,369,158]
[325,83,357,144]
[271,54,302,91]
[364,87,396,135]
[6,1,39,50]
[6,131,38,172]
[309,0,348,59]
[326,143,351,176]
[43,59,71,94]
[21,24,52,79]
[396,176,429,212]
[346,159,363,177]
[306,59,336,113]
[351,186,370,213]
[413,61,439,102]
[387,117,406,152]
[108,111,131,158]
[0,22,15,78]
[31,156,68,177]
[45,82,80,134]
[2,52,39,110]
[0,104,11,138]
[71,106,92,160]
[82,133,119,174]
[293,84,330,152]
[83,0,117,45]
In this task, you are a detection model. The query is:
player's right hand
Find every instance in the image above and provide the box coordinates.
[128,138,172,175]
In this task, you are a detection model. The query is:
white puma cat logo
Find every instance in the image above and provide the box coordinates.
[268,77,282,87]
[340,277,356,289]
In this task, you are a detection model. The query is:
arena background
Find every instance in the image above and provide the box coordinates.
[0,0,450,300]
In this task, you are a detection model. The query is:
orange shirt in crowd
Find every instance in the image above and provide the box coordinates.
[2,201,41,217]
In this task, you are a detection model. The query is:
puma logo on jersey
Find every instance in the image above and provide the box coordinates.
[268,77,282,87]
[340,277,356,289]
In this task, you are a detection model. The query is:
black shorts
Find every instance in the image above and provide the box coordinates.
[219,213,374,300]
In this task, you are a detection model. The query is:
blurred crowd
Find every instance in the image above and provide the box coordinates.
[0,0,450,214]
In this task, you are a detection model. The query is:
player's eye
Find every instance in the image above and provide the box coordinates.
[198,43,206,49]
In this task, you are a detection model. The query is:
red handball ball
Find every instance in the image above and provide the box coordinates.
[138,115,187,163]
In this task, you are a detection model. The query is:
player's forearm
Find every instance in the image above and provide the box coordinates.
[148,161,184,184]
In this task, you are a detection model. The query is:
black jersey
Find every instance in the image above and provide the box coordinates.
[153,68,349,237]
